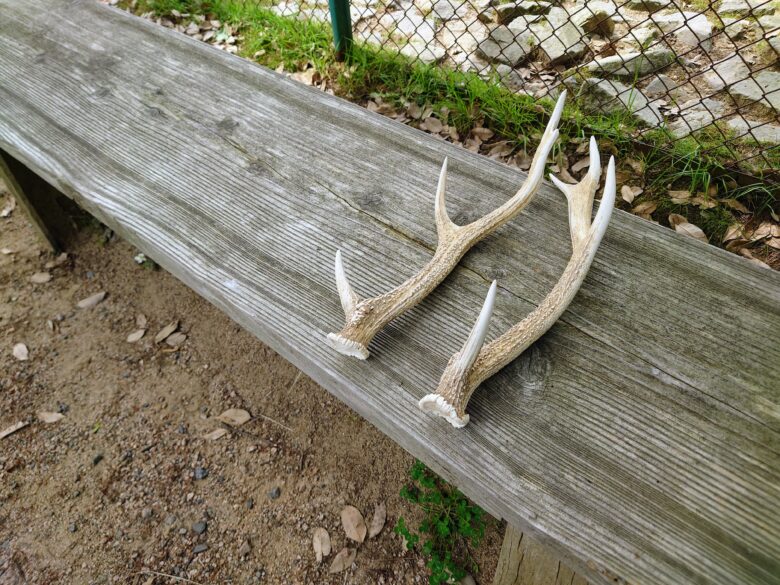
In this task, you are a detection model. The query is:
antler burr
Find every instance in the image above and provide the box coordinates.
[419,138,616,427]
[326,92,568,359]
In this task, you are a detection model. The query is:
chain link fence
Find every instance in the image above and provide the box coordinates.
[266,0,779,173]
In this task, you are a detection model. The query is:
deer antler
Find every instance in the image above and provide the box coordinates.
[419,138,616,427]
[326,92,568,359]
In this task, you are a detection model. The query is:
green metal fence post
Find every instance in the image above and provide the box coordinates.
[328,0,353,61]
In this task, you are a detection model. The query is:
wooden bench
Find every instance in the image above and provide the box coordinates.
[2,1,779,583]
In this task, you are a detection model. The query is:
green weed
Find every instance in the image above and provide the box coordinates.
[395,461,486,585]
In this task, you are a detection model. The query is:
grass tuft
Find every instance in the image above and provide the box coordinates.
[122,0,779,246]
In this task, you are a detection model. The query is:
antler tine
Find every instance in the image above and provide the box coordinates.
[326,92,567,360]
[419,280,497,428]
[420,149,616,427]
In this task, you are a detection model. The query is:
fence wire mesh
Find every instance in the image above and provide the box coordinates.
[266,0,779,174]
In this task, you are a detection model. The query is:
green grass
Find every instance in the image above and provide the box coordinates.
[126,0,778,244]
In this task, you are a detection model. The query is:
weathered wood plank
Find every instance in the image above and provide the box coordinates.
[0,2,778,584]
[494,525,588,585]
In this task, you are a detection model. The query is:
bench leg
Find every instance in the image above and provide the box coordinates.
[0,150,71,252]
[493,524,588,585]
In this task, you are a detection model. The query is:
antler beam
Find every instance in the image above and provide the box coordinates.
[326,92,568,359]
[419,138,616,427]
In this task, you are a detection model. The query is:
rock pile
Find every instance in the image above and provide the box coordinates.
[278,0,780,143]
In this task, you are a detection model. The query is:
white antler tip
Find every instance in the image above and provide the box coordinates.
[588,136,601,181]
[326,333,370,359]
[419,394,470,428]
[549,174,571,194]
[457,280,497,370]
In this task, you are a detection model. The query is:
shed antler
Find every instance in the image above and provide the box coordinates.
[420,139,616,427]
[326,92,568,359]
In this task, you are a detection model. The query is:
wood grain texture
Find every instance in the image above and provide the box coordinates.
[494,524,588,585]
[0,2,778,583]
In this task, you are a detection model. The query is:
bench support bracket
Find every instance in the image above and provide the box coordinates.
[0,150,70,252]
[493,524,587,585]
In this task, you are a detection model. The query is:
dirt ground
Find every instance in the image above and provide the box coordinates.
[0,183,503,585]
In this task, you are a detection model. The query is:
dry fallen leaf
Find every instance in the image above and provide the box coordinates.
[155,320,179,343]
[621,185,635,204]
[44,253,69,269]
[216,408,251,427]
[486,140,513,158]
[423,116,443,134]
[0,197,16,218]
[748,258,772,269]
[749,221,774,242]
[557,166,577,185]
[12,343,28,361]
[674,221,708,243]
[30,272,52,284]
[0,421,29,440]
[510,150,532,170]
[77,291,107,309]
[291,67,320,86]
[667,213,687,228]
[463,138,481,153]
[328,547,356,574]
[667,190,691,204]
[571,156,590,173]
[720,198,748,213]
[625,158,643,174]
[767,237,780,250]
[631,201,658,216]
[690,196,718,209]
[37,411,64,424]
[406,102,422,120]
[165,332,187,347]
[722,223,744,243]
[203,428,228,441]
[341,505,367,543]
[313,527,332,563]
[471,127,494,141]
[127,329,146,343]
[368,501,386,539]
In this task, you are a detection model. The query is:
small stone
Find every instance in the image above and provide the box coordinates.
[652,11,712,50]
[246,498,255,510]
[625,0,670,11]
[192,521,207,535]
[141,507,153,519]
[239,540,252,557]
[194,467,208,480]
[492,0,550,24]
[668,98,728,137]
[30,272,52,284]
[533,9,588,66]
[571,1,616,36]
[726,118,780,144]
[729,71,780,117]
[77,291,106,309]
[165,514,177,525]
[719,0,775,16]
[563,77,662,126]
[92,453,104,466]
[584,48,676,79]
[268,486,281,500]
[68,522,77,533]
[644,74,677,97]
[627,26,658,47]
[193,544,208,554]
